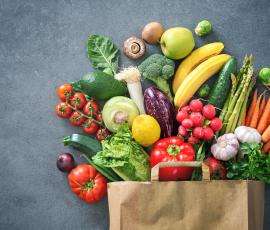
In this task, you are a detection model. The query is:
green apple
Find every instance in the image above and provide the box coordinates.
[160,27,195,60]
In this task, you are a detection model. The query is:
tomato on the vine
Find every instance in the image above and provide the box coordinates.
[95,113,103,122]
[69,111,86,126]
[95,128,111,141]
[83,99,99,116]
[57,84,73,102]
[83,119,99,134]
[55,102,73,118]
[68,164,107,204]
[70,93,87,109]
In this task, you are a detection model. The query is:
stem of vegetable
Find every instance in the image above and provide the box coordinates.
[225,69,253,133]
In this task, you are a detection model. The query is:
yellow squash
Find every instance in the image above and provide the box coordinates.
[174,54,231,108]
[172,42,224,94]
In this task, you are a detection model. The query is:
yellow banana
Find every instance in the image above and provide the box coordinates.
[172,42,224,94]
[174,54,231,107]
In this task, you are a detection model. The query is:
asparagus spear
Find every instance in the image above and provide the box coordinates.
[237,79,255,126]
[221,56,253,132]
[225,67,254,133]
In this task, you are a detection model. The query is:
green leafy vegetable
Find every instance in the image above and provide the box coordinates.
[92,123,150,181]
[227,143,270,183]
[191,143,206,181]
[87,35,119,76]
[62,134,121,182]
[72,71,127,100]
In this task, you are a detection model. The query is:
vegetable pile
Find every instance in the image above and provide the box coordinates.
[54,20,270,205]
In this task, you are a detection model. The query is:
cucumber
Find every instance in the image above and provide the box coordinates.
[63,134,101,156]
[63,134,121,182]
[72,71,127,100]
[208,57,237,109]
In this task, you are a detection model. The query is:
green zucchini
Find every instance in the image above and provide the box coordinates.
[63,134,101,156]
[208,57,237,109]
[63,134,121,181]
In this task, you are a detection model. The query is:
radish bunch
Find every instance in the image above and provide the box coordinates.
[176,99,223,144]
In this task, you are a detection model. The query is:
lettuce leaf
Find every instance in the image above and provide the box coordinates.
[92,124,150,181]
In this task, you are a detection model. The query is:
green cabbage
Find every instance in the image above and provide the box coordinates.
[92,123,150,181]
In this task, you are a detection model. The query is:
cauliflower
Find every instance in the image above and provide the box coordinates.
[138,54,175,101]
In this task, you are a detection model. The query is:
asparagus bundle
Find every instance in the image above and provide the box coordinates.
[219,55,255,134]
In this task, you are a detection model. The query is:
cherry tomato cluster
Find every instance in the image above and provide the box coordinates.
[55,83,110,141]
[176,99,223,144]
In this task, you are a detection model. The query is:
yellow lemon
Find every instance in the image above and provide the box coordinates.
[132,115,161,147]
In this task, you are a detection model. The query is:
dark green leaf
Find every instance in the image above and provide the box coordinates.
[87,35,119,76]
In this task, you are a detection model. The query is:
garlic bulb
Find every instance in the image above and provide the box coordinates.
[234,126,261,144]
[211,133,239,161]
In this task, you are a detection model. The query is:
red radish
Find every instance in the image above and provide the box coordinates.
[204,157,227,179]
[176,110,188,123]
[202,104,216,119]
[189,112,204,127]
[210,118,223,132]
[180,105,191,113]
[181,118,193,129]
[178,125,188,137]
[203,127,214,140]
[193,127,204,139]
[188,135,199,144]
[189,99,203,112]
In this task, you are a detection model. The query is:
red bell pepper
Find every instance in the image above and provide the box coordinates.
[150,136,195,181]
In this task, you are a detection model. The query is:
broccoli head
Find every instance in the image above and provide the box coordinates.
[138,54,175,101]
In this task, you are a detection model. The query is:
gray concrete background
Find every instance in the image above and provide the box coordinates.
[0,0,269,229]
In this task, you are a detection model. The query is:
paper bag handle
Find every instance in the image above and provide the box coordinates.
[151,161,210,181]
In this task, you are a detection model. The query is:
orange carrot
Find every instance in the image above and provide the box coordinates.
[257,99,270,134]
[249,94,262,128]
[258,96,266,121]
[245,90,257,126]
[262,124,270,143]
[263,141,270,153]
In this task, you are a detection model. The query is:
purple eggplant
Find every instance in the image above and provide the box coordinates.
[144,86,175,137]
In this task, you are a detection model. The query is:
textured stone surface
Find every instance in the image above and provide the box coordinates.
[0,0,269,229]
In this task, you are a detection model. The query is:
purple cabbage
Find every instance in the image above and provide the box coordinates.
[144,86,175,137]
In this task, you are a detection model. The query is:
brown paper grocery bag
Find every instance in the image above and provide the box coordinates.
[108,161,265,230]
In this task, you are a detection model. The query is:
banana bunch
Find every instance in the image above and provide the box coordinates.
[173,42,230,107]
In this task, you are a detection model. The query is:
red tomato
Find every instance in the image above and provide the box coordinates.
[57,84,73,102]
[69,111,86,126]
[55,102,73,118]
[95,113,103,122]
[70,93,87,109]
[150,137,195,181]
[95,128,111,141]
[83,119,99,134]
[83,99,100,116]
[68,164,107,204]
